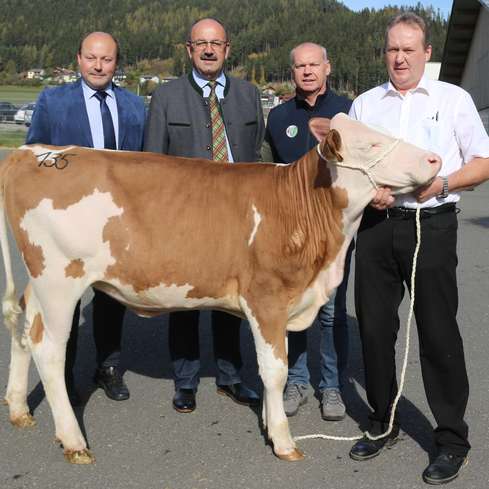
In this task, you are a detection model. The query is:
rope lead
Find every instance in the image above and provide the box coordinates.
[294,205,421,444]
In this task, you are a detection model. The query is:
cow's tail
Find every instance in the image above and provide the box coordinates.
[0,157,23,340]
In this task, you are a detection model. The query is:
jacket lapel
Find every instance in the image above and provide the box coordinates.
[73,80,94,147]
[114,86,127,149]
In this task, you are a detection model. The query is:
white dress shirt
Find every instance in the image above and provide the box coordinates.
[192,69,234,162]
[349,75,489,208]
[81,80,119,149]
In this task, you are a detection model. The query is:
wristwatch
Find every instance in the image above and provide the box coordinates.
[438,176,449,199]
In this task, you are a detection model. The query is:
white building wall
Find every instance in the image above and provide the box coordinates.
[461,6,489,131]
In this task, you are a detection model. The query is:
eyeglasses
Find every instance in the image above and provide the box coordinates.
[188,40,228,50]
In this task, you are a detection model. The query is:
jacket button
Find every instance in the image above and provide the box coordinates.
[206,145,211,150]
[206,123,210,128]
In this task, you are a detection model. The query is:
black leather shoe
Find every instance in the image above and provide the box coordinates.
[349,432,399,461]
[173,389,196,413]
[422,453,468,485]
[217,383,260,407]
[94,366,130,401]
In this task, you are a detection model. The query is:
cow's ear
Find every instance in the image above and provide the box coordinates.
[309,117,331,142]
[320,129,343,162]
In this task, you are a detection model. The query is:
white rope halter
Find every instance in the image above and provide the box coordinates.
[295,141,421,445]
[316,138,402,190]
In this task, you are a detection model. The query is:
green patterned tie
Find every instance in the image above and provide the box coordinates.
[208,81,229,161]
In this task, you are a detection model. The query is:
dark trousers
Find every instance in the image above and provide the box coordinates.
[355,207,470,456]
[65,290,126,379]
[169,310,242,390]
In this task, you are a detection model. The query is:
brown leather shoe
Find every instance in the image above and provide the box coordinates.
[173,389,196,413]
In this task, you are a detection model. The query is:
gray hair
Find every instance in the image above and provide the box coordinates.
[290,42,328,67]
[384,12,431,50]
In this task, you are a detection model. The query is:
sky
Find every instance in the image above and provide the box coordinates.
[340,0,454,18]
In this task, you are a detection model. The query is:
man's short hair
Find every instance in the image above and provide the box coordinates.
[78,32,120,64]
[384,12,431,50]
[290,42,328,67]
[187,18,229,42]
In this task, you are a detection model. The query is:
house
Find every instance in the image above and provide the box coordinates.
[26,68,45,80]
[139,74,160,85]
[52,67,79,84]
[113,70,127,84]
[440,0,489,131]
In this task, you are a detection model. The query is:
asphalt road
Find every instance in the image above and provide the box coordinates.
[0,147,488,489]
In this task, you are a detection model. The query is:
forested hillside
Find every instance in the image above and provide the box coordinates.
[0,0,448,94]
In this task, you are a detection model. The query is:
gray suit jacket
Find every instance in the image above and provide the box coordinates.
[144,74,264,162]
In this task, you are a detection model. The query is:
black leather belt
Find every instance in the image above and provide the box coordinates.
[387,203,456,220]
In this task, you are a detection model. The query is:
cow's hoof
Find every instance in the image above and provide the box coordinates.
[64,449,95,465]
[275,447,305,462]
[11,413,36,428]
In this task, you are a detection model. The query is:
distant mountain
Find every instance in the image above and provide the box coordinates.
[0,0,447,94]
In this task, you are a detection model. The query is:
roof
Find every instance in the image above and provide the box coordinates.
[439,0,488,84]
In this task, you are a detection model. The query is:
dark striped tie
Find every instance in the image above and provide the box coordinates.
[94,90,117,150]
[208,81,229,161]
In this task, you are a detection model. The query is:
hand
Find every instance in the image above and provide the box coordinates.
[370,187,394,210]
[413,177,444,203]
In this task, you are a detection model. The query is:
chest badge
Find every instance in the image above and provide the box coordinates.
[286,125,298,138]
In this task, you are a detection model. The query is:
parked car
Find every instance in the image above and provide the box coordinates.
[0,101,18,122]
[14,102,36,125]
[24,104,35,127]
[24,109,33,127]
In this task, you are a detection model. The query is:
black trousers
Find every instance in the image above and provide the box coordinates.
[65,290,126,378]
[168,310,242,390]
[355,207,470,456]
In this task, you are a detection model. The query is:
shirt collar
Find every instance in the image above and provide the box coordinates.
[81,78,115,99]
[192,69,226,89]
[382,74,430,99]
[295,86,331,110]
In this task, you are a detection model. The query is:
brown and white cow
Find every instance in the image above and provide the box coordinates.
[0,113,440,464]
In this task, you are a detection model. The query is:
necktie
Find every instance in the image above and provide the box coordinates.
[208,81,229,161]
[94,90,117,150]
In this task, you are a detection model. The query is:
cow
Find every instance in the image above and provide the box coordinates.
[0,113,441,464]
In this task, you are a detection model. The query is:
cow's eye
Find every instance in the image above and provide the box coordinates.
[370,143,382,149]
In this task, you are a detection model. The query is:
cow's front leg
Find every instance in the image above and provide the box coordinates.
[5,333,35,428]
[27,290,93,464]
[240,296,304,461]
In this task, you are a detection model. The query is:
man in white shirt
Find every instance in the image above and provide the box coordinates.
[348,13,489,485]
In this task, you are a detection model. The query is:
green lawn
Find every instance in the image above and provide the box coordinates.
[0,129,26,148]
[0,85,44,105]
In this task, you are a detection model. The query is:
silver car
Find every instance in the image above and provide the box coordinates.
[14,102,36,125]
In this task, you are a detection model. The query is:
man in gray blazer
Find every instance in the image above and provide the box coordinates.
[145,17,264,413]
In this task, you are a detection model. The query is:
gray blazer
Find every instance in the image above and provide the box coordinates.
[144,74,264,162]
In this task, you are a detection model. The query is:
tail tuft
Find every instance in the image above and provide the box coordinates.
[2,292,22,337]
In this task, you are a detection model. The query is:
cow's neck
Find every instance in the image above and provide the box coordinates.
[286,149,373,273]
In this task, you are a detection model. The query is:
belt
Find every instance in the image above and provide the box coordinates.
[387,203,456,220]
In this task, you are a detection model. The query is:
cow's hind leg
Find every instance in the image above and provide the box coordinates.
[240,297,303,462]
[4,287,35,428]
[27,287,93,464]
[5,335,35,428]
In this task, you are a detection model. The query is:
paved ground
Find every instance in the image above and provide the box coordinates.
[0,148,488,488]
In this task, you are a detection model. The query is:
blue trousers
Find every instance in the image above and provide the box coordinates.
[287,242,353,391]
[169,310,242,390]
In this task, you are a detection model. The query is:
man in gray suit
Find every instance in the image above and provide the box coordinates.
[145,18,264,413]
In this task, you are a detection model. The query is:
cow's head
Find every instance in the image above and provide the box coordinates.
[309,113,441,195]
